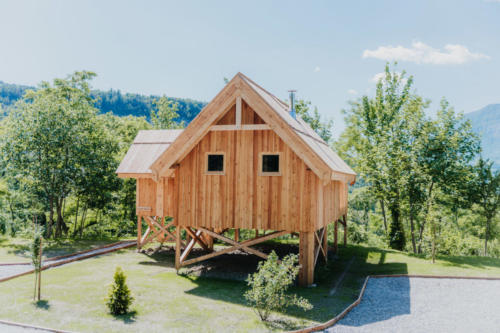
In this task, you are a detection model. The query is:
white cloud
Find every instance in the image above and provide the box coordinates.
[371,72,408,85]
[314,66,321,72]
[363,41,490,65]
[347,89,358,95]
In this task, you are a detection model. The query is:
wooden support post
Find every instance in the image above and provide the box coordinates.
[343,214,347,247]
[299,231,315,286]
[175,226,181,271]
[323,225,328,263]
[137,216,142,250]
[255,229,259,238]
[334,220,338,253]
[234,228,240,242]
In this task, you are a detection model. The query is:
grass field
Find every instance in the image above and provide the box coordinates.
[1,236,500,332]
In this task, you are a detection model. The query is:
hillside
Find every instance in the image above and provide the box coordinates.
[0,80,206,124]
[465,104,500,169]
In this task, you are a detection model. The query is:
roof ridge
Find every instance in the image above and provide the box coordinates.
[237,73,289,110]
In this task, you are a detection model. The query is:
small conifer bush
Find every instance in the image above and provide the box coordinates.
[106,267,133,315]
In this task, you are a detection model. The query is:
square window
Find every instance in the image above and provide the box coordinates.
[261,154,280,174]
[207,154,224,173]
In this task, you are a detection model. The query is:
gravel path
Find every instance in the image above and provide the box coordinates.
[327,277,500,333]
[0,323,53,332]
[0,241,135,281]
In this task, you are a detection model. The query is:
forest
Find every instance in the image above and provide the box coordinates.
[0,65,498,260]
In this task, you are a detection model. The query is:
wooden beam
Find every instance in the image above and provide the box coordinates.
[181,229,288,267]
[234,228,240,242]
[137,216,142,250]
[175,226,181,271]
[209,124,270,131]
[299,231,315,286]
[184,227,209,251]
[179,229,204,264]
[236,96,242,129]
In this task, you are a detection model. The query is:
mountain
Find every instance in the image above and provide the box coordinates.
[465,104,500,169]
[0,80,206,124]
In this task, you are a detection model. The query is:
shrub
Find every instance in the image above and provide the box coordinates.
[244,251,312,321]
[106,267,133,315]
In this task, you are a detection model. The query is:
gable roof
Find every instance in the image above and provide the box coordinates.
[116,129,183,177]
[148,73,356,184]
[238,74,356,181]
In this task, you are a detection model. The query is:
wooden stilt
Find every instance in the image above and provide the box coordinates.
[234,228,240,242]
[299,231,315,286]
[175,226,181,271]
[137,216,142,250]
[255,229,259,237]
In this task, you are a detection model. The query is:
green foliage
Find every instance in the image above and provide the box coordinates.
[106,267,133,316]
[30,228,43,272]
[244,251,312,321]
[294,99,333,143]
[150,96,184,129]
[0,72,120,238]
[469,158,500,255]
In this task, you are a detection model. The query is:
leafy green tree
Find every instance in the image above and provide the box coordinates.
[469,158,500,256]
[295,99,333,143]
[244,251,312,321]
[0,71,118,238]
[150,96,184,129]
[106,267,134,315]
[338,64,414,250]
[30,226,43,301]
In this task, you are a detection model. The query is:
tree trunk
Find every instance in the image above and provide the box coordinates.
[418,181,434,254]
[484,217,490,257]
[47,197,54,238]
[380,200,388,234]
[73,196,79,237]
[409,209,417,254]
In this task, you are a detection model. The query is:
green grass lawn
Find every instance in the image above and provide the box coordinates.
[1,237,500,332]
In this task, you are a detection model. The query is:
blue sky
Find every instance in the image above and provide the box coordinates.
[0,0,498,136]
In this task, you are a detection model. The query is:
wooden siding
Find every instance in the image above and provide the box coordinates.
[136,178,157,215]
[174,128,322,232]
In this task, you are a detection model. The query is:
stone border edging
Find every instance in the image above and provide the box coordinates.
[0,318,75,333]
[0,241,136,283]
[287,274,500,333]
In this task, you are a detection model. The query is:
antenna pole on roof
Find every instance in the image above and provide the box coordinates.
[288,90,297,119]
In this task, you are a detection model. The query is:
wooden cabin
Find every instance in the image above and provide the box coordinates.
[116,73,356,285]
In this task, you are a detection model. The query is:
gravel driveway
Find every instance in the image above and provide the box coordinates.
[328,277,500,333]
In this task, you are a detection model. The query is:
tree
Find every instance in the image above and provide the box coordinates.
[295,99,333,143]
[106,267,134,315]
[338,64,414,250]
[469,158,500,256]
[31,225,43,301]
[150,96,184,129]
[0,71,118,238]
[244,251,312,321]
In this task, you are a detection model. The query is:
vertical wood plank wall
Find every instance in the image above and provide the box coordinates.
[136,103,349,232]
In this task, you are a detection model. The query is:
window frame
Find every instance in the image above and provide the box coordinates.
[259,152,282,176]
[205,152,226,175]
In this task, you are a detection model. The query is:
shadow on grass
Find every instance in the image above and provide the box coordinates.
[263,316,305,331]
[112,310,137,324]
[178,244,409,324]
[33,300,50,310]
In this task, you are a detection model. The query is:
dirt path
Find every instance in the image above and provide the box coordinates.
[0,241,136,283]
